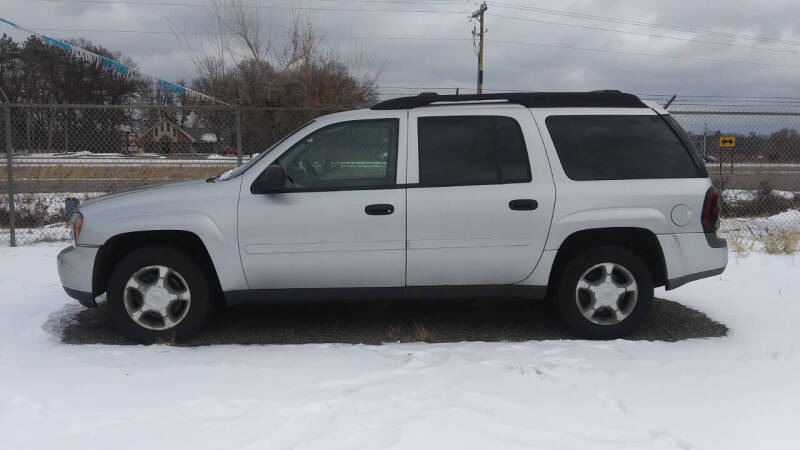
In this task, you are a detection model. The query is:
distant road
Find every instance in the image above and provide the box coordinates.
[2,161,798,193]
[708,163,800,191]
[6,156,240,168]
[2,179,171,194]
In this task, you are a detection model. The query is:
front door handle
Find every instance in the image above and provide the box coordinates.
[509,199,538,211]
[365,204,395,215]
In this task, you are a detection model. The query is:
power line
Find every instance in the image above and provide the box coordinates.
[377,87,800,102]
[486,1,800,47]
[6,26,799,72]
[665,94,800,101]
[669,103,800,108]
[0,26,476,40]
[488,13,800,55]
[31,0,472,14]
[667,99,800,105]
[36,0,475,5]
[488,38,800,70]
[30,0,800,57]
[21,0,800,61]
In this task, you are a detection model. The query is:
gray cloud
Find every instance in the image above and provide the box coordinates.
[2,0,799,99]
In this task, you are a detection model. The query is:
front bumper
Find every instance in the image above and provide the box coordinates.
[57,245,99,308]
[658,232,728,290]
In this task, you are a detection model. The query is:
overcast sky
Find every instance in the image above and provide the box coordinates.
[2,0,800,103]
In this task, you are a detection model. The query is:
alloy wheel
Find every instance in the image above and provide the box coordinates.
[575,262,638,325]
[123,265,192,331]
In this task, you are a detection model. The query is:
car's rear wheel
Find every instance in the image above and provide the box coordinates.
[107,246,214,343]
[556,246,653,339]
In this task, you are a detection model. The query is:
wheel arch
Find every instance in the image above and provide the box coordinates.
[547,227,667,295]
[92,230,223,301]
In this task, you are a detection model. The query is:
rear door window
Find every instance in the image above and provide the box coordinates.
[417,116,531,186]
[545,115,703,180]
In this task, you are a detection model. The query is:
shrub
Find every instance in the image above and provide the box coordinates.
[722,190,800,218]
[0,194,65,227]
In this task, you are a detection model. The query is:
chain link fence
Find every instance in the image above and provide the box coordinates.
[670,110,800,240]
[2,103,799,246]
[0,103,333,245]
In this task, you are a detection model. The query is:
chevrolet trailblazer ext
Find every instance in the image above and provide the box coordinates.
[57,91,727,343]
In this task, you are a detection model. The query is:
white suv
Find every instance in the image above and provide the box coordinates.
[57,91,727,342]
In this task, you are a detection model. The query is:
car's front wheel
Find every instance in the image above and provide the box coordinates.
[107,246,214,343]
[555,246,653,339]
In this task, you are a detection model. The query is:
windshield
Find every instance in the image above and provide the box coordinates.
[211,120,315,182]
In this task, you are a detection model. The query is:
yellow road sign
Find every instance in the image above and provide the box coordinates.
[719,136,736,148]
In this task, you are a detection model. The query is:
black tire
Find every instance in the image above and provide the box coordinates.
[107,246,215,343]
[555,246,653,339]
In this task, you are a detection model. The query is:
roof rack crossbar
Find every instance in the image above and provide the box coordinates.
[371,90,646,110]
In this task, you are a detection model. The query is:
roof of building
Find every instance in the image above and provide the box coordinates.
[370,90,647,110]
[140,118,195,142]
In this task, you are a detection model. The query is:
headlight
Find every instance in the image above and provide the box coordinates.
[70,212,84,246]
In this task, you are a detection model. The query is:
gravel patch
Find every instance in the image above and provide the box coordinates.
[55,296,728,346]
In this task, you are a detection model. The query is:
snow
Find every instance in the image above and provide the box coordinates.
[17,151,126,158]
[722,189,798,203]
[0,224,71,245]
[721,209,800,234]
[0,244,798,449]
[11,156,231,166]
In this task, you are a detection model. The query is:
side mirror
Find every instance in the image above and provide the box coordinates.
[251,164,287,194]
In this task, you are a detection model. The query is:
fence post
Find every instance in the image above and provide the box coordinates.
[5,107,16,247]
[235,108,243,166]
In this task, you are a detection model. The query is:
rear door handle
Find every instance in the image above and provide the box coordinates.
[365,204,395,215]
[509,199,538,211]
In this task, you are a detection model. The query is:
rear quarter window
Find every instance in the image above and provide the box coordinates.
[545,115,703,181]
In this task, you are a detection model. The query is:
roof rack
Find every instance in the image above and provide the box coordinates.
[371,90,647,110]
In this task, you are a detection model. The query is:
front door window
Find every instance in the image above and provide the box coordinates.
[277,119,399,190]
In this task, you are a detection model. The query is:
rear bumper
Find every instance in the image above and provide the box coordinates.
[658,233,727,290]
[57,245,99,308]
[665,266,726,290]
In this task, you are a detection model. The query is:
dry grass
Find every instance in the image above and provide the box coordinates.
[759,231,800,255]
[0,164,228,180]
[385,321,440,343]
[726,235,753,257]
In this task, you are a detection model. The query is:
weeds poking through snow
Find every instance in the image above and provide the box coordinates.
[727,235,753,257]
[760,230,800,255]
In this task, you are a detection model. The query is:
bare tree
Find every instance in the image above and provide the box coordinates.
[173,2,377,108]
[171,2,378,151]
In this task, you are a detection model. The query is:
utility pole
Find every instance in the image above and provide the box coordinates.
[471,2,487,94]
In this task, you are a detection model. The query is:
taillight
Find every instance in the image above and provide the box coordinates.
[702,187,721,233]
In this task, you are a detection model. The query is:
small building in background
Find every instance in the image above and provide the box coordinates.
[140,119,195,154]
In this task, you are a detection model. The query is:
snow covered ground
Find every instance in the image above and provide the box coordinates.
[722,189,798,203]
[0,244,798,449]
